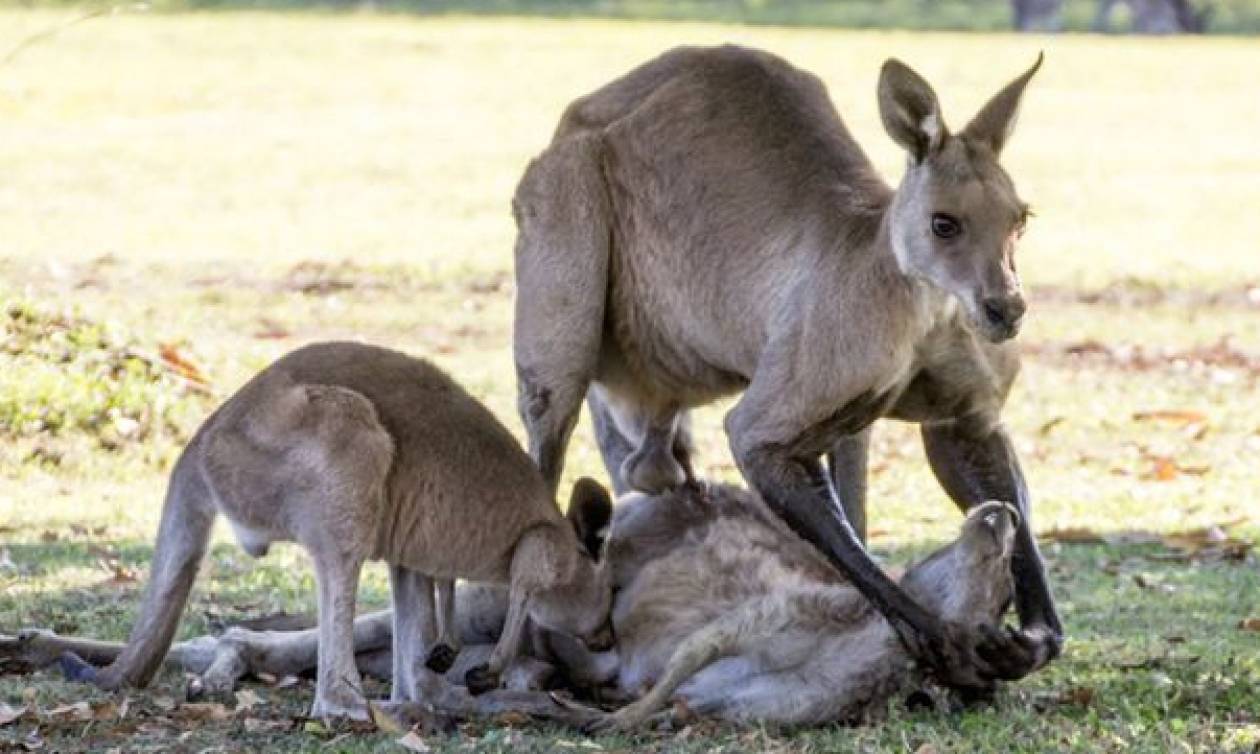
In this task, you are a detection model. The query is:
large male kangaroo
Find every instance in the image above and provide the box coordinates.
[512,45,1061,689]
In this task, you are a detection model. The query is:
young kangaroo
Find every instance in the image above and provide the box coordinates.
[513,45,1060,689]
[588,496,1018,730]
[88,341,616,720]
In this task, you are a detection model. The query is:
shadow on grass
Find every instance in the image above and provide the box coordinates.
[1,535,1258,752]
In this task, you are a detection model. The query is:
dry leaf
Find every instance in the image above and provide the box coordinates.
[243,717,290,733]
[1133,410,1207,425]
[0,702,25,726]
[44,701,93,721]
[234,689,263,713]
[1038,416,1066,436]
[397,729,432,752]
[1148,456,1179,482]
[1238,617,1260,632]
[1058,686,1095,707]
[914,745,940,754]
[1039,527,1103,544]
[370,701,405,734]
[253,318,291,340]
[158,343,212,391]
[175,702,232,721]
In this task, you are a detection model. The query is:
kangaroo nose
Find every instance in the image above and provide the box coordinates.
[982,295,1026,330]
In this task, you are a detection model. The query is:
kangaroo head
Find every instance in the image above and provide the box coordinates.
[901,501,1018,625]
[529,477,617,651]
[879,55,1042,343]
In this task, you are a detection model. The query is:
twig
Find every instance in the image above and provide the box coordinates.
[2,4,145,67]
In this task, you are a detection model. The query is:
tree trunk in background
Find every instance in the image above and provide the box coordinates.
[1013,0,1065,30]
[1093,0,1209,32]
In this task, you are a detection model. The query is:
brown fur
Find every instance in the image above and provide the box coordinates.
[91,341,615,720]
[512,45,1060,688]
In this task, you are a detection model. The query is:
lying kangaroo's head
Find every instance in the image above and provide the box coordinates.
[901,501,1018,624]
[530,477,617,651]
[879,55,1043,343]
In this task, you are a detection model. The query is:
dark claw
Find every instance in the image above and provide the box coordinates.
[57,652,98,684]
[186,675,206,701]
[464,663,499,696]
[425,643,458,674]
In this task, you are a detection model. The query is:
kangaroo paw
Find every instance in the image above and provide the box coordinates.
[464,663,500,696]
[425,643,458,674]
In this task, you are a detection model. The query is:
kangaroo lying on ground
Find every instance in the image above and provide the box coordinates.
[9,484,1016,728]
[513,44,1060,689]
[80,341,615,720]
[582,492,1017,730]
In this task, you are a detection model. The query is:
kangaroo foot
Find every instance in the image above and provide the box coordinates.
[622,441,686,495]
[425,643,458,674]
[464,663,500,696]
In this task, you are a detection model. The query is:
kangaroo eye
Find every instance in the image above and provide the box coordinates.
[931,213,962,239]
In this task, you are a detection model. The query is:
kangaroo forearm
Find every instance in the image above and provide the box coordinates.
[741,449,942,642]
[922,421,1061,635]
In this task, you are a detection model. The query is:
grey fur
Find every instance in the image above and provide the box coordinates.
[512,45,1060,689]
[90,341,615,720]
[5,485,1025,729]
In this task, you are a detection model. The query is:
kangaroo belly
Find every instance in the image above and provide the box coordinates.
[601,266,752,406]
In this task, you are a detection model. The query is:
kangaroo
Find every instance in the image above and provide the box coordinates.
[6,484,1016,729]
[586,495,1018,730]
[85,341,616,720]
[512,44,1061,689]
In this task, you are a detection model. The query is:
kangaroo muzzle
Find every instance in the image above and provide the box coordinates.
[978,293,1026,341]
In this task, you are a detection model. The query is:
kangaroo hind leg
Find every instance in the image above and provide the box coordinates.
[513,132,612,493]
[589,595,794,733]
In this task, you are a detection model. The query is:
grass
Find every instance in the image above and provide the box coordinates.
[0,9,1259,753]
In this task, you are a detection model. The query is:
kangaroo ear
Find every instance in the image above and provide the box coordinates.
[962,53,1043,156]
[567,477,613,561]
[878,58,947,163]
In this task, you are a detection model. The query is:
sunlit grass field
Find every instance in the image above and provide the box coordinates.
[1,10,1259,752]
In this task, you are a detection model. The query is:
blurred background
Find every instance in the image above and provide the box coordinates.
[1,1,1258,751]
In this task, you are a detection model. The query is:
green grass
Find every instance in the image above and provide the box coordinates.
[5,0,1260,35]
[1,10,1259,753]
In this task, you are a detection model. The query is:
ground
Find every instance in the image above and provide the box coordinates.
[0,10,1258,753]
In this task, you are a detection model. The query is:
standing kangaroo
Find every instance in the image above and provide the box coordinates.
[512,45,1061,689]
[88,341,616,720]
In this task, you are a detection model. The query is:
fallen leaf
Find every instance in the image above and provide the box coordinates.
[1148,456,1180,482]
[1038,416,1066,436]
[1133,410,1207,425]
[44,701,93,721]
[397,729,432,752]
[243,717,290,733]
[157,343,212,391]
[234,689,263,713]
[914,745,940,754]
[152,696,177,712]
[175,702,232,721]
[253,318,291,340]
[370,701,406,734]
[1238,617,1260,632]
[0,702,25,726]
[1039,527,1103,544]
